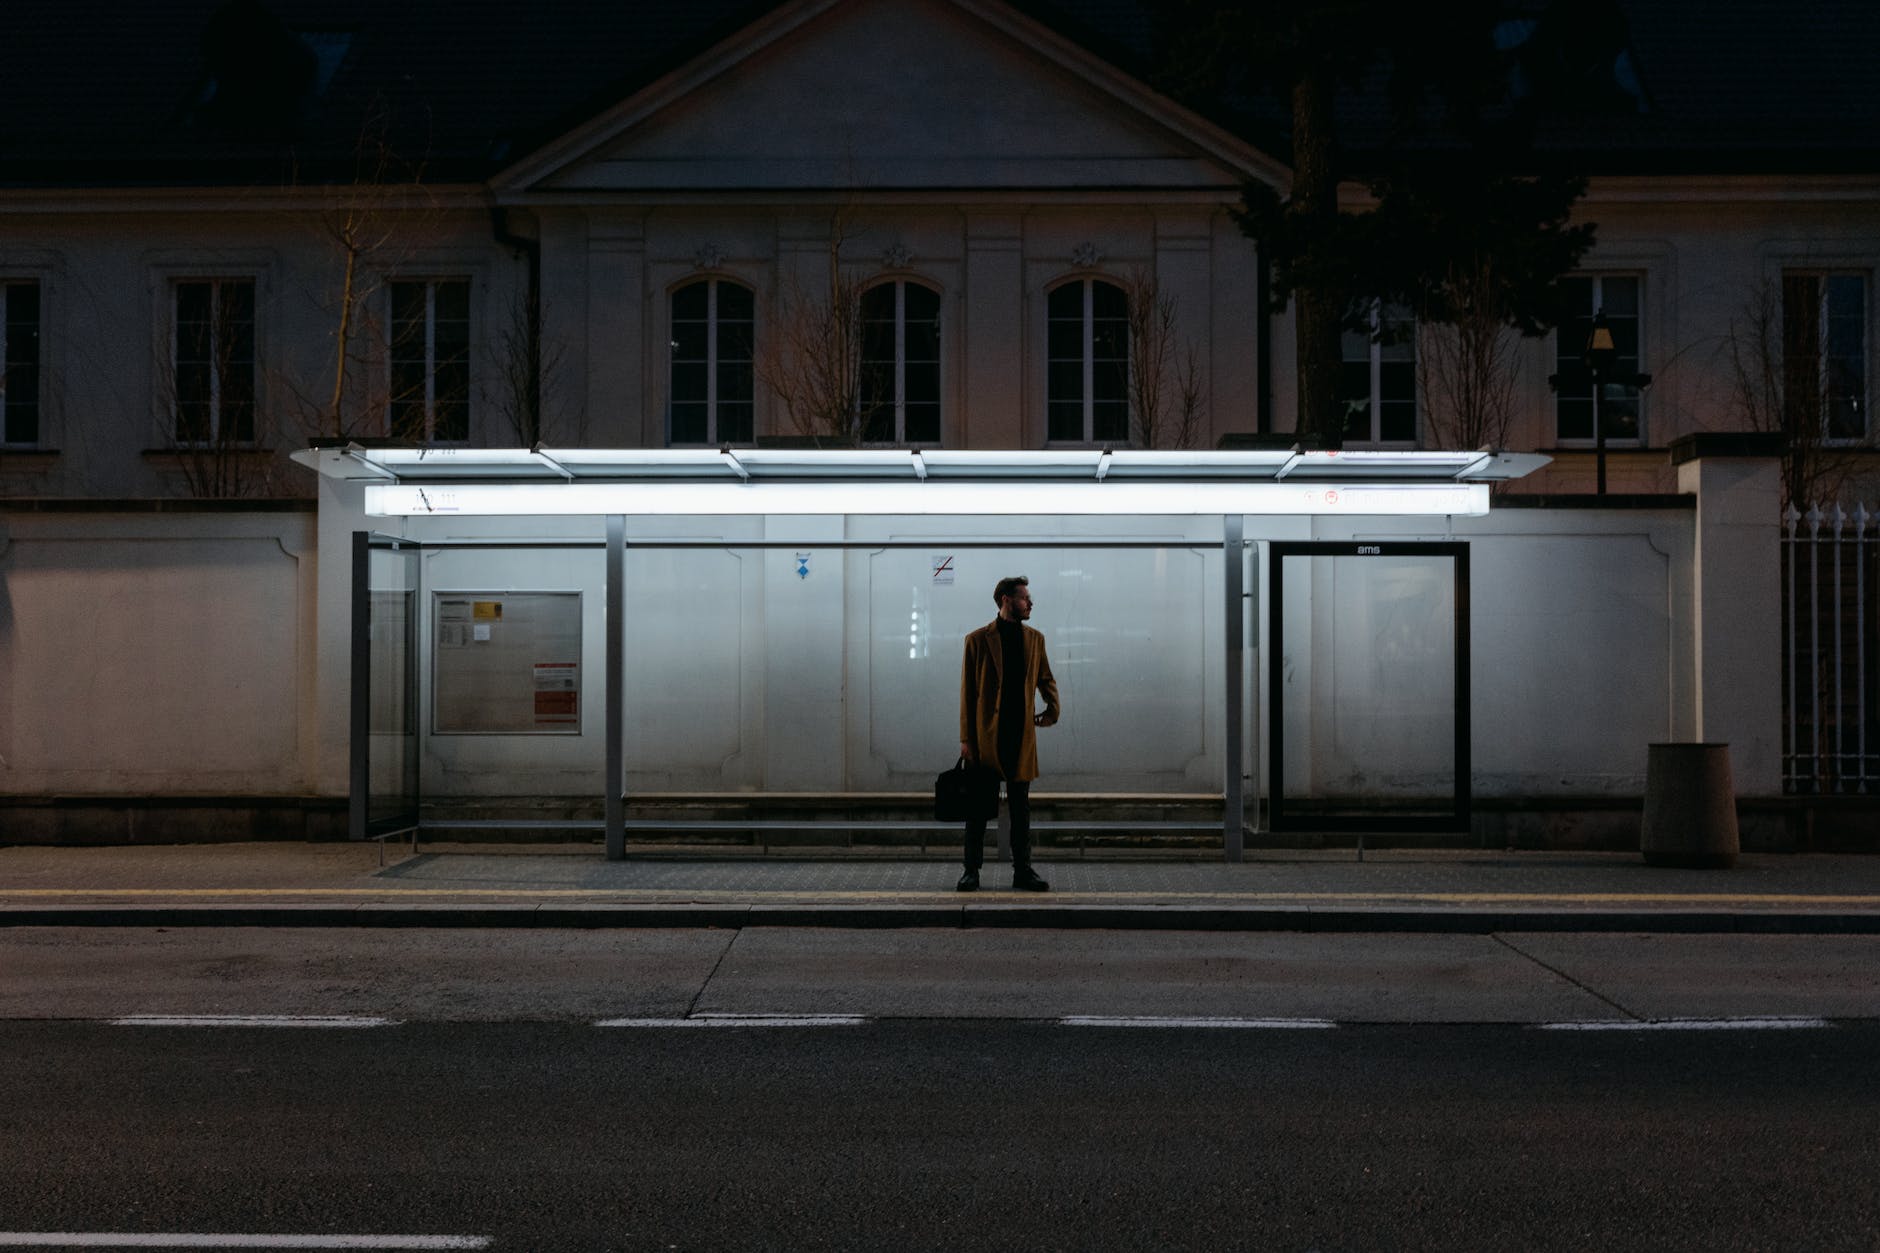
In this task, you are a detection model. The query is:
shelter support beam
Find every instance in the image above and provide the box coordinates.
[606,515,626,861]
[349,532,369,843]
[1223,516,1245,860]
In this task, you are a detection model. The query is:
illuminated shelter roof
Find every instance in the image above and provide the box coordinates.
[293,445,1550,517]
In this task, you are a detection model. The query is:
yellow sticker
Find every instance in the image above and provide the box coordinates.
[473,601,502,621]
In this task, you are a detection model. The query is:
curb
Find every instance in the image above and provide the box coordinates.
[3,904,1879,934]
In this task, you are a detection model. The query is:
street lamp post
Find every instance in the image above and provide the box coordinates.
[1547,307,1651,496]
[1584,311,1618,496]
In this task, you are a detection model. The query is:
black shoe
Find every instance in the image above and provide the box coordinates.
[957,870,980,892]
[1012,868,1050,892]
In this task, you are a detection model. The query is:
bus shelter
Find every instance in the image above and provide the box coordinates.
[295,446,1546,860]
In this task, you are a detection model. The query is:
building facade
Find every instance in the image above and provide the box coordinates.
[1,0,1873,841]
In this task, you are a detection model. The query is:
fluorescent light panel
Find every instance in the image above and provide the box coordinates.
[364,481,1489,517]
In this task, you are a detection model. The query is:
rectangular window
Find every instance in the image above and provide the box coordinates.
[859,281,942,444]
[1047,279,1129,443]
[1783,272,1868,443]
[1555,275,1642,443]
[3,280,41,445]
[1339,302,1417,445]
[389,279,471,442]
[173,278,255,445]
[669,279,753,444]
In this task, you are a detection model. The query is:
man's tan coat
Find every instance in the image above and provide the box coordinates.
[959,618,1060,782]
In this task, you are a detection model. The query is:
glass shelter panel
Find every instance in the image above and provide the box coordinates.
[414,543,608,805]
[1269,543,1469,832]
[603,537,1224,795]
[620,546,755,790]
[850,544,1220,792]
[361,536,420,836]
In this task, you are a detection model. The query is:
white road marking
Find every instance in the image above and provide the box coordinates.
[594,1014,868,1028]
[1059,1016,1338,1029]
[108,1016,399,1029]
[0,1235,488,1249]
[1537,1017,1832,1031]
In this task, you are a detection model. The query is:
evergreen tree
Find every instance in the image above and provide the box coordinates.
[1153,0,1619,444]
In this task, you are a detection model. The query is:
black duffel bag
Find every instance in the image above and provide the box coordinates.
[934,756,999,822]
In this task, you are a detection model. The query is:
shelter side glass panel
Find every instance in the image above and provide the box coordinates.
[852,544,1223,793]
[367,540,420,834]
[1270,543,1468,831]
[612,541,1222,795]
[416,546,607,805]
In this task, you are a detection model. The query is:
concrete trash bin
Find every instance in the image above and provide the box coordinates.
[1640,742,1739,868]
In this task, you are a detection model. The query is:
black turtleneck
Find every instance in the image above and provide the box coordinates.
[997,616,1024,772]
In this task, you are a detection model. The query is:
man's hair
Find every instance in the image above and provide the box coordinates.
[993,575,1028,608]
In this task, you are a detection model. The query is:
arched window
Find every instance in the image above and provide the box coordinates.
[669,279,753,444]
[1047,278,1128,443]
[858,280,941,444]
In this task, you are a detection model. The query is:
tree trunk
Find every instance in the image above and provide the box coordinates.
[1290,68,1343,447]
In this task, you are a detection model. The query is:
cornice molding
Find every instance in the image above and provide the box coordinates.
[0,185,493,215]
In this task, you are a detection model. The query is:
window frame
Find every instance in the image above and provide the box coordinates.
[1783,269,1871,446]
[1340,299,1420,448]
[1045,276,1130,446]
[169,276,258,448]
[1,278,43,448]
[1553,273,1645,448]
[858,278,943,446]
[386,276,473,445]
[666,276,755,446]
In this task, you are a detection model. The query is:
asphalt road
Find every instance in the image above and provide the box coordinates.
[1,928,1877,1251]
[6,927,1880,1023]
[1,1020,1877,1251]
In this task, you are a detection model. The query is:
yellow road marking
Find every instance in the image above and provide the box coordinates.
[0,888,1878,906]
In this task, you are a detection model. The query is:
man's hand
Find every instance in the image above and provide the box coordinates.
[1033,713,1048,726]
[959,741,974,760]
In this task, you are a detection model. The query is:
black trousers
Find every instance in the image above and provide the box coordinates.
[963,778,1031,871]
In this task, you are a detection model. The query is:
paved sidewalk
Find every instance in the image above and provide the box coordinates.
[2,841,1879,931]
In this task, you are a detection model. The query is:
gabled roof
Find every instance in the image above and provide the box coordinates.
[490,0,1285,195]
[2,0,1877,191]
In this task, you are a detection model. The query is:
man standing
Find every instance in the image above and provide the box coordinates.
[958,575,1060,892]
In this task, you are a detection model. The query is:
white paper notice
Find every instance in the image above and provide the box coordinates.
[473,623,492,642]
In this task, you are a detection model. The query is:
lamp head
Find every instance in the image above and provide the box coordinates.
[1584,309,1617,375]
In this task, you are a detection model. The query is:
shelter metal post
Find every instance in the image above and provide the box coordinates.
[349,531,370,843]
[1223,516,1245,861]
[605,515,626,861]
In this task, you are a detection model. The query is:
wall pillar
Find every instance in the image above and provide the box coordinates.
[1673,433,1786,796]
[586,213,645,446]
[537,210,590,444]
[963,212,1024,447]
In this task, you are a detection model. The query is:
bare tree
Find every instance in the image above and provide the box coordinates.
[491,289,566,445]
[155,110,465,498]
[1722,276,1858,512]
[1416,257,1522,452]
[154,291,283,499]
[275,103,441,444]
[754,212,884,445]
[1125,267,1206,450]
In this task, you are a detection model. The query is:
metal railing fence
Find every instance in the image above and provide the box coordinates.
[1783,502,1879,794]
